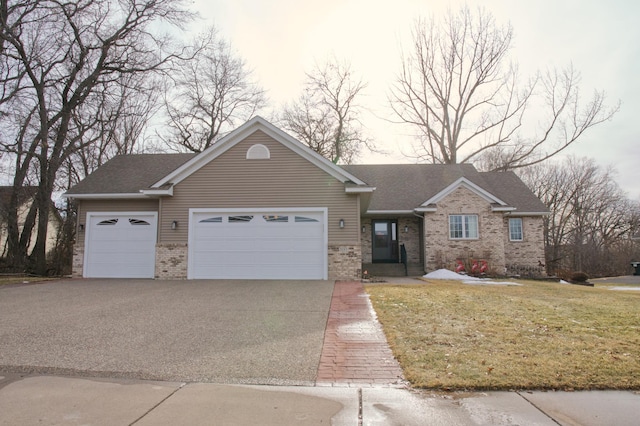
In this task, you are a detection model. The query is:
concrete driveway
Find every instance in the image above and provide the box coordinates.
[0,279,334,385]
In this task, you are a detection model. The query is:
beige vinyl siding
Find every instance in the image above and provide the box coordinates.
[160,130,360,244]
[76,199,159,245]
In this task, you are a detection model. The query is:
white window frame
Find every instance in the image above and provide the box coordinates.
[449,214,479,240]
[509,217,524,241]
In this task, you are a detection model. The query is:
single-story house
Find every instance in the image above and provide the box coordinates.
[64,116,548,280]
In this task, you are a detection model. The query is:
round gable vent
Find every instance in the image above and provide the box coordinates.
[246,144,270,159]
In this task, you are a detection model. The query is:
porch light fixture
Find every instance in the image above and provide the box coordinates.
[361,225,366,233]
[404,225,409,233]
[339,219,345,229]
[171,220,178,230]
[79,224,84,231]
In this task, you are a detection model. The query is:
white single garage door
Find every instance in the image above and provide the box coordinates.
[84,212,157,278]
[188,209,327,279]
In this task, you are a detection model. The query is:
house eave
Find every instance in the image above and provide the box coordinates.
[345,186,376,193]
[62,192,149,200]
[504,211,551,216]
[414,207,437,213]
[141,186,174,197]
[363,210,415,215]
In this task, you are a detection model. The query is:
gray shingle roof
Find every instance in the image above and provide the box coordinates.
[65,154,196,195]
[342,164,548,213]
[66,153,548,214]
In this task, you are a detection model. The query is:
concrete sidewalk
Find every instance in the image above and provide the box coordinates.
[1,374,639,425]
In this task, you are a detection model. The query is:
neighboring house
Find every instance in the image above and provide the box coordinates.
[0,186,61,259]
[64,116,548,280]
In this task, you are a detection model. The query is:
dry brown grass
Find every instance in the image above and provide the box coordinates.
[366,279,640,391]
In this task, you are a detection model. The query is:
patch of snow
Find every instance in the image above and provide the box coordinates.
[559,280,570,284]
[609,286,640,291]
[423,269,480,281]
[423,269,522,285]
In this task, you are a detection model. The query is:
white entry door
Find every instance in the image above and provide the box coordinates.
[84,212,157,278]
[188,209,327,279]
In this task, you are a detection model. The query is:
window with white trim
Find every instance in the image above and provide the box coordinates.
[509,218,523,241]
[449,214,478,239]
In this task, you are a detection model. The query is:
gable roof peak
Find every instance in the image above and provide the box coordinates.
[420,176,508,207]
[151,116,367,188]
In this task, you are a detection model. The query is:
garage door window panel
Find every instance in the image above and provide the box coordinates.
[199,217,223,223]
[263,215,288,222]
[295,216,319,222]
[229,215,254,222]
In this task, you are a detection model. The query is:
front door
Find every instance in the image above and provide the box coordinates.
[372,219,398,263]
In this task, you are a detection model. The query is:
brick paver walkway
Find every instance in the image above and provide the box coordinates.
[316,281,405,386]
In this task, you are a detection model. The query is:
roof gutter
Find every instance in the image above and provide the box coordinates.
[364,210,415,215]
[141,186,174,197]
[345,186,376,193]
[503,211,551,216]
[414,206,437,213]
[62,192,148,200]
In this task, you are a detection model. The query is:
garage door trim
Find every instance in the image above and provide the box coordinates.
[187,207,328,280]
[83,211,158,278]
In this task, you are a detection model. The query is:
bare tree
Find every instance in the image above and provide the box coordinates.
[0,0,194,274]
[519,157,637,276]
[281,59,369,164]
[65,73,163,185]
[161,27,266,153]
[390,6,618,170]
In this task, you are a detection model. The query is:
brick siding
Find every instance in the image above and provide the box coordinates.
[504,216,546,277]
[328,244,362,280]
[424,186,506,274]
[398,217,422,264]
[155,244,188,279]
[72,245,84,278]
[419,186,546,277]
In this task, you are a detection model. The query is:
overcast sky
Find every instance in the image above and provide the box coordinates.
[192,0,639,199]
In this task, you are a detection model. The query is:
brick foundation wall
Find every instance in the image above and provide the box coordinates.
[328,245,362,280]
[76,242,361,281]
[72,245,84,278]
[424,186,506,274]
[155,244,188,279]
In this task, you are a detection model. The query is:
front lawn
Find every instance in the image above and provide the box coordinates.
[366,279,640,390]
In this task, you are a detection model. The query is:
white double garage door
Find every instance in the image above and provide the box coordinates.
[84,209,327,280]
